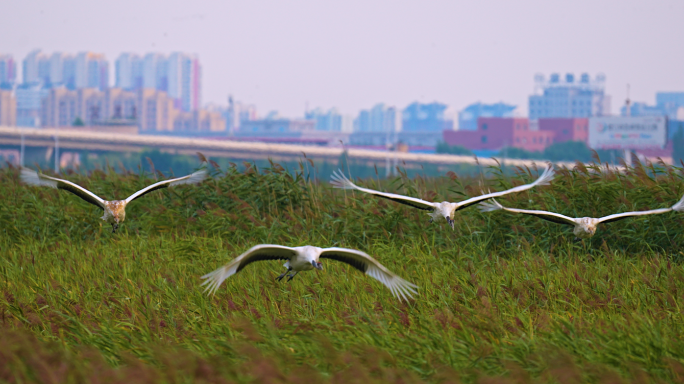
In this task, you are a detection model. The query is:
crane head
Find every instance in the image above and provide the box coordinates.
[311,261,323,270]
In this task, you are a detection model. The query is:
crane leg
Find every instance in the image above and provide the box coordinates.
[276,267,293,281]
[286,271,299,282]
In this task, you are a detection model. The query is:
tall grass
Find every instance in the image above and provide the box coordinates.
[2,157,684,383]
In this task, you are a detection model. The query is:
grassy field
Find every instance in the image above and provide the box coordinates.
[2,158,684,383]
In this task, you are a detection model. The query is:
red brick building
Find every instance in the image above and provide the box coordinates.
[443,117,555,152]
[443,117,594,152]
[538,118,588,144]
[443,116,673,161]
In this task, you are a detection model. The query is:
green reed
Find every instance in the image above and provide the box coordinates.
[1,157,684,383]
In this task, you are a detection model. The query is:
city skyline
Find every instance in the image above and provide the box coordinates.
[3,50,683,127]
[1,0,682,118]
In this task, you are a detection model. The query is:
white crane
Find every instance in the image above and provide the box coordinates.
[330,164,555,229]
[20,166,207,233]
[479,196,684,238]
[201,244,418,302]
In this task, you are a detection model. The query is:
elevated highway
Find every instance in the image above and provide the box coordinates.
[0,126,571,169]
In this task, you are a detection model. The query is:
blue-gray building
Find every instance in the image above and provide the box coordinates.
[528,73,611,119]
[402,102,448,131]
[657,92,684,119]
[458,102,516,130]
[620,102,665,117]
[353,104,401,133]
[620,92,684,120]
[354,109,371,132]
[15,82,49,127]
[306,107,353,132]
[668,119,684,141]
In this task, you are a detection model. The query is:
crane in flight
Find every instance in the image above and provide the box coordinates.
[20,166,207,233]
[201,244,418,302]
[331,164,555,229]
[479,196,684,239]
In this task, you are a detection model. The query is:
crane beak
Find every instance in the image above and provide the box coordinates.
[446,216,454,230]
[312,261,323,270]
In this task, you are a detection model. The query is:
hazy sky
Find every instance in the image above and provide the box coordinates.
[2,0,683,118]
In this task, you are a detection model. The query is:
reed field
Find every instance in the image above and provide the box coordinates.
[3,156,684,383]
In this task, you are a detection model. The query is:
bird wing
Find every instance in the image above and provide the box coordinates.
[671,194,684,212]
[200,244,297,295]
[319,247,418,302]
[330,169,435,211]
[455,164,555,211]
[125,167,207,203]
[596,191,684,224]
[598,208,673,224]
[20,167,105,209]
[479,198,576,226]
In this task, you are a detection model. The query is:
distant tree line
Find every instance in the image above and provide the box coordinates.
[435,142,473,156]
[436,140,625,163]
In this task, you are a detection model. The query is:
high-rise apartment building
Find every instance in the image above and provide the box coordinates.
[166,53,182,105]
[0,90,16,126]
[23,50,45,84]
[458,102,516,131]
[136,88,220,132]
[528,73,611,120]
[14,50,209,127]
[142,53,166,90]
[115,52,202,112]
[355,109,370,132]
[36,52,78,89]
[354,104,402,132]
[104,88,137,121]
[41,87,77,127]
[168,52,201,112]
[115,53,144,90]
[74,52,109,90]
[77,88,105,125]
[137,89,177,131]
[305,107,353,132]
[22,50,106,90]
[48,53,64,85]
[370,104,386,132]
[0,55,16,89]
[156,57,168,92]
[402,102,447,131]
[37,56,51,85]
[15,83,48,126]
[61,55,77,89]
[42,87,138,127]
[22,50,66,87]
